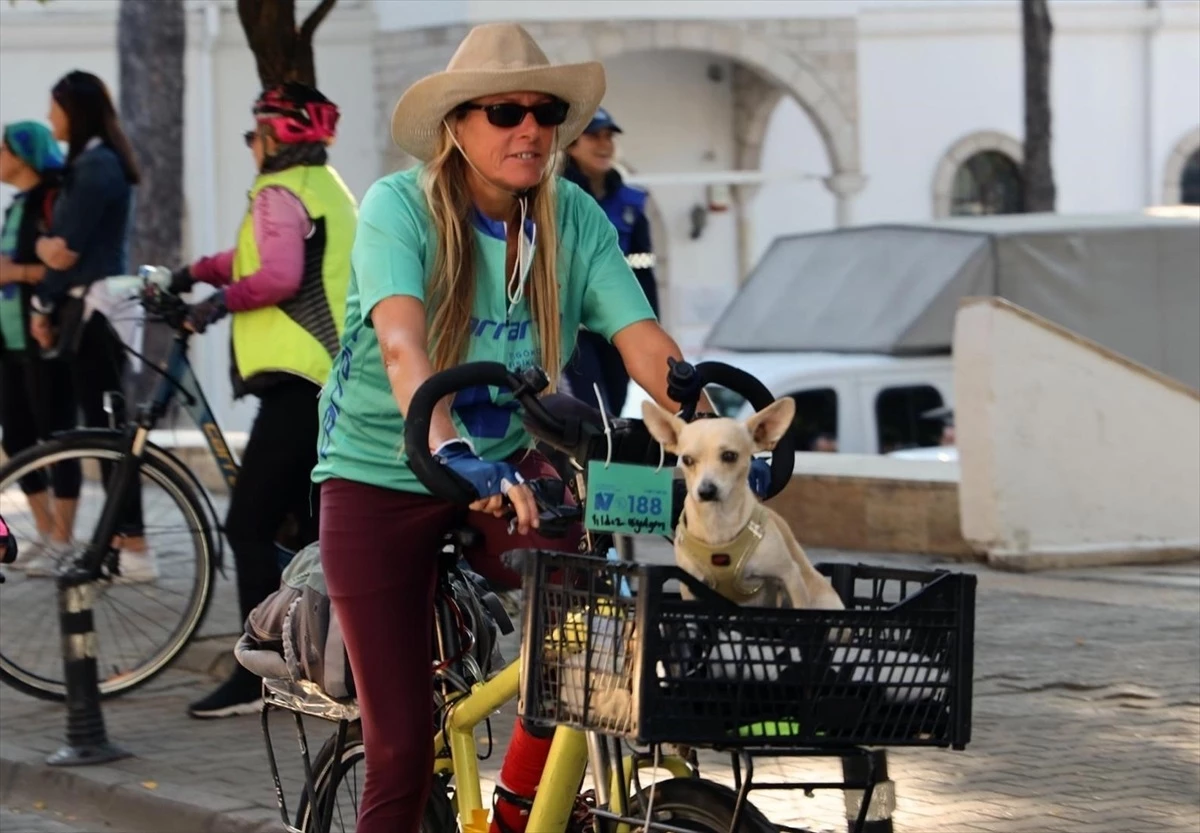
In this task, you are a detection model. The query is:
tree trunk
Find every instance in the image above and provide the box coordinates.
[236,0,338,88]
[117,0,185,390]
[1021,0,1056,212]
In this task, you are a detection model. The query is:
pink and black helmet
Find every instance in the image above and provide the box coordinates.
[252,83,339,145]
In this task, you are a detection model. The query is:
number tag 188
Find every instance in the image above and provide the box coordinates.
[584,461,674,536]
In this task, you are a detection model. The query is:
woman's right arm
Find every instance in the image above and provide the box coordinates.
[353,183,457,450]
[370,295,460,452]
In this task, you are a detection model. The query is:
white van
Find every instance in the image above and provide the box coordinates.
[621,350,954,456]
[624,211,1198,458]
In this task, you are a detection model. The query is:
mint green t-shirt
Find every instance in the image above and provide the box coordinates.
[311,166,656,494]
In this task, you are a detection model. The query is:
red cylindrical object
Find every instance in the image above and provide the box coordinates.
[490,721,554,833]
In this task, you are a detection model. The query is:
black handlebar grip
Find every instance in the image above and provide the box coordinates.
[666,357,703,419]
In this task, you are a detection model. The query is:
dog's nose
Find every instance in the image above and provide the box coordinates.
[696,481,719,502]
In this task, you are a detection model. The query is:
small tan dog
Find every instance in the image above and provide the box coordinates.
[642,398,845,612]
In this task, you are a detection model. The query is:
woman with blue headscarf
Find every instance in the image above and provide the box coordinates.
[0,120,81,567]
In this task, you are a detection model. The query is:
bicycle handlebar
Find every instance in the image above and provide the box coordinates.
[404,357,796,509]
[404,363,560,507]
[101,266,191,332]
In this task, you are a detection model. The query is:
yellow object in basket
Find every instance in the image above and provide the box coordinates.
[549,602,620,652]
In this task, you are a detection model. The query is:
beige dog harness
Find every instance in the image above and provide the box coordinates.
[674,504,769,604]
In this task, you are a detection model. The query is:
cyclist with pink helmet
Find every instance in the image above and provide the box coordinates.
[172,83,358,718]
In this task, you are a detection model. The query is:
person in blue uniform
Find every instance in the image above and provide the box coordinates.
[562,107,659,416]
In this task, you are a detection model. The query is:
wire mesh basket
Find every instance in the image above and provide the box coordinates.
[518,551,975,750]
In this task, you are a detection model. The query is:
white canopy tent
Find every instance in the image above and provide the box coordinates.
[706,212,1200,390]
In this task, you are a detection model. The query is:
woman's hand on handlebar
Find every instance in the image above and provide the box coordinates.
[434,440,540,534]
[470,483,539,535]
[613,322,717,418]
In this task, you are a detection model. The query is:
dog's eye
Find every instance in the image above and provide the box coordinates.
[681,455,695,467]
[721,450,739,464]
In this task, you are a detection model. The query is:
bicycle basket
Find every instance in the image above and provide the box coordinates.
[517,551,975,750]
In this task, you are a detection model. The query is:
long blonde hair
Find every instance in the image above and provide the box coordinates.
[419,124,563,384]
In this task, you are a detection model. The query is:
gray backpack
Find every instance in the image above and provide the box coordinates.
[235,541,507,700]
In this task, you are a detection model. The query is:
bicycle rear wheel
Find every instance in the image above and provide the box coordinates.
[0,434,216,700]
[630,777,776,832]
[296,722,455,833]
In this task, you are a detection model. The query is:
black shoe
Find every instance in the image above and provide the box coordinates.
[187,666,263,719]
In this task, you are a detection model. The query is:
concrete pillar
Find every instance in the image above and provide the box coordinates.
[824,172,867,228]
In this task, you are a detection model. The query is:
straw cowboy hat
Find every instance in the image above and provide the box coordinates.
[390,23,606,162]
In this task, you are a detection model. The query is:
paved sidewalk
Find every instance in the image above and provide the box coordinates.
[0,805,115,833]
[1,549,1198,833]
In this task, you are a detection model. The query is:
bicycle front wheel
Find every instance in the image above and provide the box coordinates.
[0,433,216,700]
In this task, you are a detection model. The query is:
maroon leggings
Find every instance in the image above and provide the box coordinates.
[318,452,580,833]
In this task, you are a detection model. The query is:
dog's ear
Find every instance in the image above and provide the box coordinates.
[746,397,796,452]
[641,400,684,453]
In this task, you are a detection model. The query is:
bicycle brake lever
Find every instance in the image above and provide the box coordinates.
[504,477,581,538]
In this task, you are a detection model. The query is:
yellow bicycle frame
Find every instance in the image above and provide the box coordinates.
[432,661,691,831]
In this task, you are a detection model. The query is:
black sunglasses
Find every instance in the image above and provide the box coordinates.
[243,130,257,147]
[457,100,569,129]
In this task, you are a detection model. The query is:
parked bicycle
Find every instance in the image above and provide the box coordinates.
[246,358,977,833]
[0,267,271,700]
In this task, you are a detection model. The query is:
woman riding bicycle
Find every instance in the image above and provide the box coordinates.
[172,83,359,719]
[308,23,756,833]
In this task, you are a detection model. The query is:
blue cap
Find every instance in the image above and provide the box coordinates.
[584,107,623,135]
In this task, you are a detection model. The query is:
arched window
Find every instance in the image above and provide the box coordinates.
[931,131,1024,218]
[950,151,1024,216]
[1180,149,1200,206]
[1162,127,1200,205]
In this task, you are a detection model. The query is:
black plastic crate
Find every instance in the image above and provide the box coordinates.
[518,551,975,751]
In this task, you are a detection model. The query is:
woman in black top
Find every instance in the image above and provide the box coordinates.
[0,120,81,568]
[27,71,154,582]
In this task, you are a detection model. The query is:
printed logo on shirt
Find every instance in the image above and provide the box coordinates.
[470,316,532,342]
[457,313,539,438]
[452,384,520,440]
[317,329,359,460]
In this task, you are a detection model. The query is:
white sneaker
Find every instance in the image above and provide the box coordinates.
[22,540,73,578]
[8,534,49,570]
[115,547,159,584]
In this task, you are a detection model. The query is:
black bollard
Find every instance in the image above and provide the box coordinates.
[46,570,131,766]
[842,748,894,833]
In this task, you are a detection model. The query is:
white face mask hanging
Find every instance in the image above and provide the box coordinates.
[507,198,537,317]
